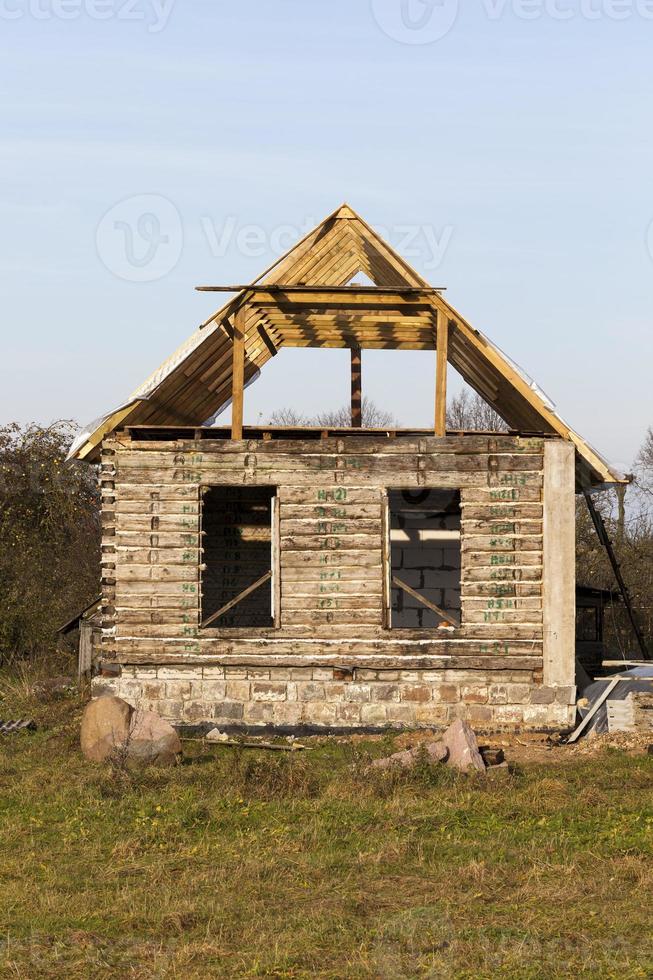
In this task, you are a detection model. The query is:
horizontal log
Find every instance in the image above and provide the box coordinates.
[108,628,542,650]
[116,533,201,549]
[461,610,543,625]
[461,537,543,552]
[279,519,382,535]
[461,520,543,536]
[112,435,545,456]
[280,565,382,582]
[282,596,383,611]
[279,504,382,520]
[278,487,382,504]
[281,551,383,568]
[115,549,201,565]
[464,567,542,582]
[107,648,542,672]
[116,469,487,489]
[461,596,541,611]
[464,551,542,567]
[461,503,543,520]
[280,610,383,626]
[114,500,200,515]
[115,596,201,610]
[117,565,199,582]
[280,534,381,551]
[462,486,542,503]
[116,515,201,532]
[461,582,541,597]
[282,580,384,596]
[116,582,200,597]
[107,483,200,500]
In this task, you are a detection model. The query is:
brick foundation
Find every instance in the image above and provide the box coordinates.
[93,665,576,733]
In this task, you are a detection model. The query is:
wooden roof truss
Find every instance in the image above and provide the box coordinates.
[70,204,623,488]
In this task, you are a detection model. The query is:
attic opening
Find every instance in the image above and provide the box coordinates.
[388,489,462,629]
[201,486,276,629]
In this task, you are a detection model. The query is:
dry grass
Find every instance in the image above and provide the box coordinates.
[0,668,652,978]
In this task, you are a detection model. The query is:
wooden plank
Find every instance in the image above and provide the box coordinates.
[231,307,245,440]
[273,494,281,628]
[201,570,272,628]
[351,347,362,427]
[567,677,620,743]
[435,313,449,437]
[392,576,460,629]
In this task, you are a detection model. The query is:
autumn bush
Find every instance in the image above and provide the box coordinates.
[0,422,100,664]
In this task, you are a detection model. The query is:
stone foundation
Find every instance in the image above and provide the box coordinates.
[93,665,576,733]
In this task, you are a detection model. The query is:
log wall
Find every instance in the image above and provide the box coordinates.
[95,431,577,731]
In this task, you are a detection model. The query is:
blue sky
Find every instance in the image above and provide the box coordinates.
[1,0,652,471]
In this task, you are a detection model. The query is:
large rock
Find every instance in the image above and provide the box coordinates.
[127,708,182,766]
[80,695,132,763]
[441,719,486,772]
[371,740,449,771]
[80,697,181,766]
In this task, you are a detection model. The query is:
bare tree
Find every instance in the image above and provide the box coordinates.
[635,427,653,496]
[316,398,397,428]
[269,398,397,428]
[446,388,508,432]
[267,407,310,426]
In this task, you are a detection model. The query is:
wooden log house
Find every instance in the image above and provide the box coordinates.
[70,205,626,732]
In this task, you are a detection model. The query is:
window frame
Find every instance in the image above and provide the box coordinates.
[199,484,280,633]
[383,486,462,632]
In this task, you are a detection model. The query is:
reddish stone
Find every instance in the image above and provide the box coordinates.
[441,719,486,772]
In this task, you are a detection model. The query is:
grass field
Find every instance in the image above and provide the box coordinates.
[0,669,652,979]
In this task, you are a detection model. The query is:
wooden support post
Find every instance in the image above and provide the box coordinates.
[435,313,449,437]
[231,307,245,440]
[351,346,362,427]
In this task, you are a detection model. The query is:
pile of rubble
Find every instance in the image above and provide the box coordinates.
[370,719,504,774]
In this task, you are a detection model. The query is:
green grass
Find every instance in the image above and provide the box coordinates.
[0,672,652,978]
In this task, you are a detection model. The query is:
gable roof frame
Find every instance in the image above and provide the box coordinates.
[69,204,623,489]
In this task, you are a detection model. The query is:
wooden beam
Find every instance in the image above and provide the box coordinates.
[351,347,362,427]
[231,307,245,440]
[392,576,460,629]
[435,313,449,437]
[196,285,446,294]
[201,570,272,629]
